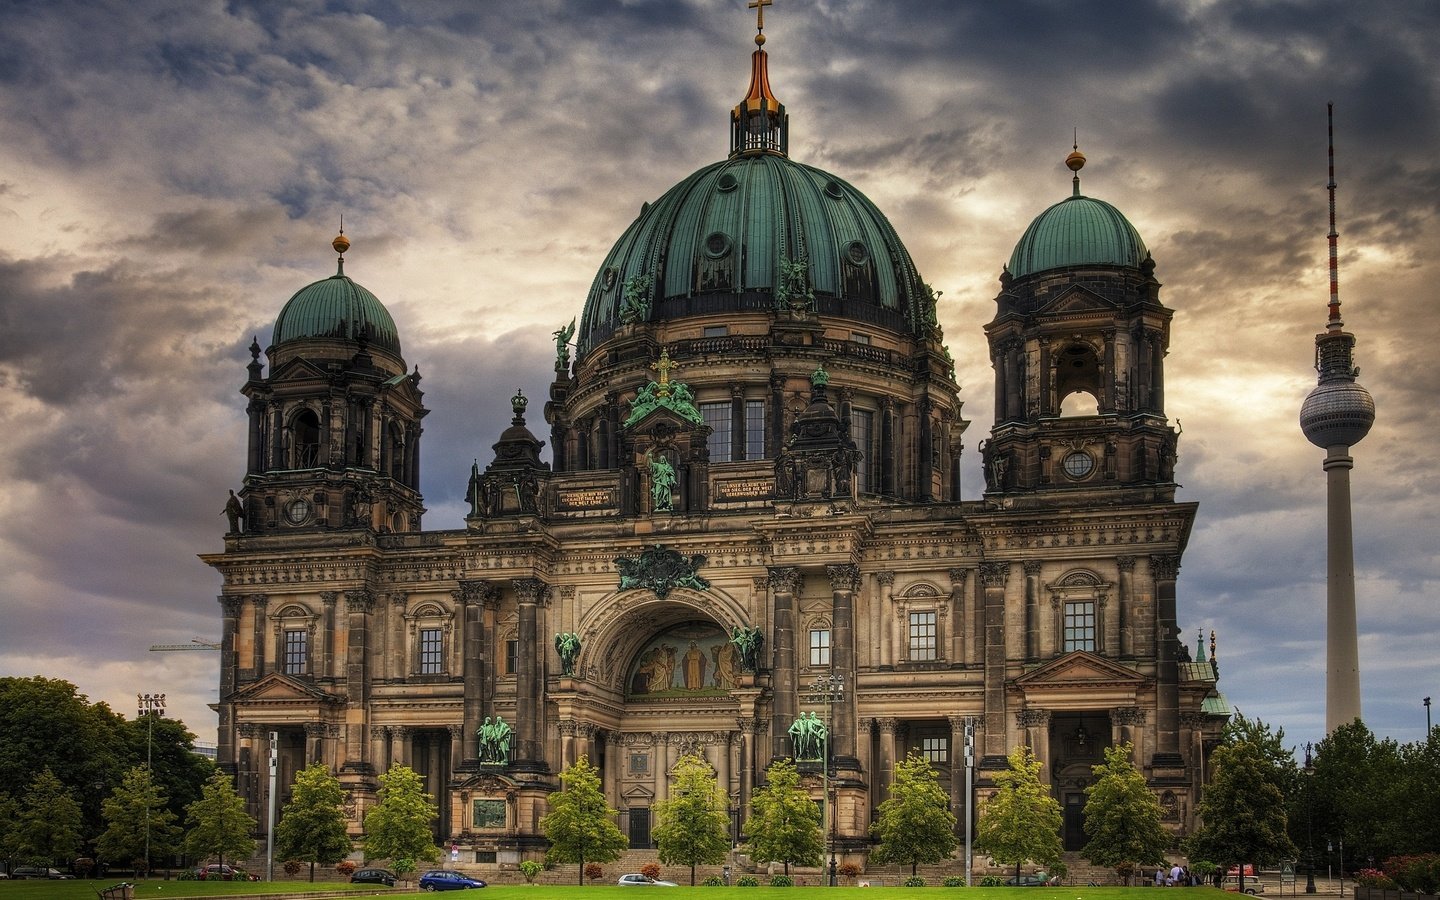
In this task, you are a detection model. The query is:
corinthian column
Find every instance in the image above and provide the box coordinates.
[768,567,800,761]
[826,563,860,768]
[979,562,1010,760]
[512,577,548,769]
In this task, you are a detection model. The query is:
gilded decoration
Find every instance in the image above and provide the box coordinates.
[615,544,710,599]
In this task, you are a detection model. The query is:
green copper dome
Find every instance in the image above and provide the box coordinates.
[578,154,930,352]
[272,272,402,356]
[1007,193,1149,279]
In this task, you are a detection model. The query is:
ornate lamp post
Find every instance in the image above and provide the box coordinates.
[804,673,845,887]
[1426,696,1432,734]
[1303,743,1316,893]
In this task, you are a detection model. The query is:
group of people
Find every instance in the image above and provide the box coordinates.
[1154,864,1202,887]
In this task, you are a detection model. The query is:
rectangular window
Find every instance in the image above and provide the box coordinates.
[472,799,505,829]
[505,639,518,675]
[809,629,831,667]
[852,409,874,493]
[908,611,937,661]
[419,627,443,674]
[744,399,766,460]
[1064,601,1097,652]
[283,629,308,675]
[701,401,731,462]
[921,736,948,764]
[850,331,871,345]
[703,325,729,338]
[474,852,497,864]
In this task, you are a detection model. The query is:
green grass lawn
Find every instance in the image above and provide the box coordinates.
[0,883,1232,900]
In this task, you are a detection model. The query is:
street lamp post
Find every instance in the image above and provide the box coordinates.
[137,692,166,878]
[1425,696,1432,734]
[1302,743,1316,894]
[804,673,845,888]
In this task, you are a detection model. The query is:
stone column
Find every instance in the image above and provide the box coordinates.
[342,590,374,770]
[715,730,732,801]
[512,578,547,768]
[948,715,968,833]
[768,567,800,760]
[370,726,389,773]
[320,591,337,679]
[1151,555,1181,761]
[877,718,898,802]
[389,726,410,768]
[1023,560,1042,661]
[1117,557,1136,657]
[1018,709,1051,784]
[877,572,895,668]
[1112,707,1145,768]
[237,723,260,818]
[737,717,758,822]
[826,564,860,767]
[304,721,325,765]
[448,725,464,773]
[389,592,409,680]
[218,596,243,771]
[1037,337,1053,416]
[559,720,577,769]
[456,580,494,764]
[979,562,1010,760]
[948,569,968,666]
[250,593,269,673]
[1102,329,1117,412]
[652,733,668,803]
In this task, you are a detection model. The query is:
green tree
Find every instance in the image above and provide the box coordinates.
[976,745,1063,881]
[0,791,19,861]
[540,756,628,884]
[362,765,438,878]
[1307,721,1403,869]
[1188,741,1297,878]
[97,767,180,874]
[742,758,822,876]
[14,769,85,865]
[871,751,958,876]
[652,753,731,885]
[1081,743,1169,884]
[183,771,257,867]
[125,715,215,826]
[1389,727,1440,854]
[274,762,351,881]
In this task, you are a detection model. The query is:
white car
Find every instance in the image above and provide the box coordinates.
[618,873,677,886]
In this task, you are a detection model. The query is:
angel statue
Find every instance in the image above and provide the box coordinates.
[553,317,577,371]
[555,632,582,677]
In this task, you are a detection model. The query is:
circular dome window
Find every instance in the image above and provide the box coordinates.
[824,180,845,199]
[1062,451,1095,479]
[704,232,733,259]
[716,172,739,193]
[845,241,870,266]
[602,267,618,292]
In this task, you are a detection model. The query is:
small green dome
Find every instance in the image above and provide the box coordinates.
[272,273,401,356]
[578,154,929,352]
[1008,193,1149,279]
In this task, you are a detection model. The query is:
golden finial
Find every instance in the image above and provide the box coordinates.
[650,347,679,398]
[749,0,773,45]
[332,218,350,275]
[1066,132,1086,197]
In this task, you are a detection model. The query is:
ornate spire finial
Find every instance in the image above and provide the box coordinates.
[332,219,350,276]
[650,347,679,398]
[732,0,787,157]
[511,388,528,424]
[1066,133,1086,198]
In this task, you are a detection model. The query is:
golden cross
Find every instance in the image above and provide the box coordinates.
[650,348,679,396]
[748,0,773,32]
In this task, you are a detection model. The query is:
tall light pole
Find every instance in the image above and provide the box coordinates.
[804,673,845,887]
[1302,743,1316,893]
[137,692,166,877]
[1425,697,1432,734]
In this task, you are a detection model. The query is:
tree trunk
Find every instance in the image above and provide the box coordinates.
[691,864,696,885]
[310,861,316,882]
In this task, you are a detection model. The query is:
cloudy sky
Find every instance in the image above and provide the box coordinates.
[1,0,1436,758]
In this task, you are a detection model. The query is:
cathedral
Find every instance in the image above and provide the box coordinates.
[202,8,1227,869]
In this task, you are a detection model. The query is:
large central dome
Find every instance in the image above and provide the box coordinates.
[577,154,929,352]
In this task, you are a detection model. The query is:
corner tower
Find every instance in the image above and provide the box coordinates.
[982,147,1179,501]
[237,233,428,534]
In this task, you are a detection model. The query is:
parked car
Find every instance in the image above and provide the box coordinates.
[618,873,678,886]
[192,864,258,881]
[351,868,397,887]
[1224,875,1265,894]
[418,870,487,891]
[1004,872,1051,887]
[11,867,75,880]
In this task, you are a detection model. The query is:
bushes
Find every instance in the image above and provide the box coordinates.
[980,875,1004,886]
[702,875,724,886]
[1382,854,1440,894]
[944,875,966,886]
[640,862,662,880]
[839,862,862,882]
[282,860,302,876]
[518,860,542,883]
[904,875,927,887]
[335,860,356,876]
[584,863,604,882]
[736,875,760,886]
[769,874,795,886]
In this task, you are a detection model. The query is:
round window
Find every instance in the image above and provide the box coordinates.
[716,172,739,192]
[845,241,869,266]
[704,231,732,258]
[1062,451,1095,479]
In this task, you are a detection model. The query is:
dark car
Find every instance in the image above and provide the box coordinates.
[11,867,75,880]
[352,868,397,887]
[418,870,487,891]
[1005,873,1051,886]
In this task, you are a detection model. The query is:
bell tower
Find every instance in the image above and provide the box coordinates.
[236,233,428,535]
[982,147,1180,499]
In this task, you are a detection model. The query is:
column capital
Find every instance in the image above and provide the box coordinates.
[1016,708,1051,728]
[219,595,244,618]
[1179,711,1208,729]
[876,571,896,588]
[1150,554,1180,582]
[237,723,260,738]
[577,722,597,739]
[447,724,464,738]
[304,721,327,737]
[557,720,577,737]
[247,593,270,610]
[1116,555,1137,573]
[513,577,549,605]
[1023,559,1043,577]
[345,589,375,614]
[979,561,1010,588]
[1110,706,1146,726]
[388,590,409,607]
[370,725,391,740]
[878,717,899,735]
[826,564,860,593]
[454,579,498,607]
[767,566,801,594]
[947,714,972,731]
[946,568,967,588]
[320,591,339,607]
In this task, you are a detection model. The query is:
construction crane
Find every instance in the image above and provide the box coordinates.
[148,638,221,652]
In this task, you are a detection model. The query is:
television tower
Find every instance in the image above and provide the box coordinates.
[1299,103,1375,733]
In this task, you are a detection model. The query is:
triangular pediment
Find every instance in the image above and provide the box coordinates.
[229,672,343,705]
[1013,650,1146,688]
[267,356,333,383]
[627,405,703,436]
[1036,284,1116,316]
[622,784,655,801]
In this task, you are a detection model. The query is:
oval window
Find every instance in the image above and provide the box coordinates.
[1062,451,1095,479]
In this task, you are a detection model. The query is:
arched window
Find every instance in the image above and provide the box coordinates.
[1055,342,1102,417]
[291,409,321,468]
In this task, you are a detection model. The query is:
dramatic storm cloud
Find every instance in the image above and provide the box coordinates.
[1,0,1436,754]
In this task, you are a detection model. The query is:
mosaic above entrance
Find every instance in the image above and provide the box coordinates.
[626,621,738,698]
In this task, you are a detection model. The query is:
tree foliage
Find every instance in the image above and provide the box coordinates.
[742,759,821,875]
[870,751,958,875]
[1303,720,1404,869]
[274,762,352,881]
[1188,740,1297,875]
[540,756,628,884]
[975,745,1063,880]
[652,753,731,885]
[183,770,257,866]
[363,765,438,870]
[14,769,85,865]
[1081,743,1169,882]
[97,767,180,871]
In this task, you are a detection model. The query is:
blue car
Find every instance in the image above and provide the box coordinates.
[418,871,487,891]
